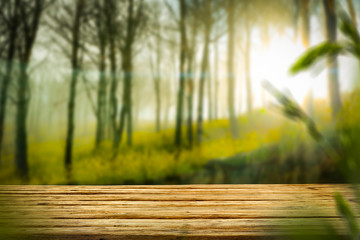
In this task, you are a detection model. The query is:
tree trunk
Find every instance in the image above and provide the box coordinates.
[15,0,43,180]
[227,0,239,139]
[214,41,219,120]
[64,0,84,179]
[114,0,136,148]
[300,0,310,48]
[174,0,188,147]
[154,77,161,132]
[105,0,118,142]
[323,0,342,119]
[126,65,132,146]
[207,58,213,122]
[186,54,194,148]
[186,15,198,148]
[196,0,211,145]
[155,24,162,133]
[95,38,107,148]
[0,0,19,164]
[15,63,29,179]
[245,18,252,117]
[114,53,132,148]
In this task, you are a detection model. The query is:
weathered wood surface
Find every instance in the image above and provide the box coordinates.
[0,184,358,239]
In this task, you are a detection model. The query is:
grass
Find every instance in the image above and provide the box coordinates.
[0,94,355,185]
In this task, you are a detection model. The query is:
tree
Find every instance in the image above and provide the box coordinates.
[226,0,239,139]
[213,39,219,120]
[48,0,86,180]
[185,0,200,148]
[323,0,342,118]
[148,3,163,133]
[196,0,213,144]
[94,0,108,148]
[15,0,46,179]
[105,0,119,144]
[174,0,188,147]
[114,0,146,148]
[244,2,252,116]
[0,0,20,164]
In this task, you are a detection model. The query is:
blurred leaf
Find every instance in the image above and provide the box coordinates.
[334,192,359,240]
[348,43,360,60]
[338,11,360,46]
[262,80,323,141]
[290,42,344,74]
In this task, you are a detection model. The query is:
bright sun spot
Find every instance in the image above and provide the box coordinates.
[250,32,328,107]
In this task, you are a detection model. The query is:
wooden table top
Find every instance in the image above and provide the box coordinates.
[0,184,358,239]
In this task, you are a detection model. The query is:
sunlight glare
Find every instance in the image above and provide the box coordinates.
[251,32,327,107]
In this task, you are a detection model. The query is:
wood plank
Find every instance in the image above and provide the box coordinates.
[0,184,358,239]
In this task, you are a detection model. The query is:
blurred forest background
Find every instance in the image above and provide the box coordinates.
[0,0,359,185]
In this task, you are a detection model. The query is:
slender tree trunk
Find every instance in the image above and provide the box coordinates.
[186,18,198,148]
[15,63,29,179]
[95,3,108,148]
[115,52,132,148]
[105,80,111,140]
[126,67,132,146]
[155,25,162,133]
[186,54,194,148]
[151,53,161,133]
[196,39,210,144]
[196,0,211,145]
[300,0,310,47]
[105,0,118,142]
[95,41,107,148]
[114,0,136,148]
[244,18,252,117]
[150,55,161,132]
[214,41,219,120]
[164,78,171,130]
[65,0,84,179]
[174,0,187,147]
[154,78,161,132]
[323,0,342,119]
[108,49,118,141]
[207,58,213,122]
[227,0,239,139]
[15,0,43,180]
[0,0,19,164]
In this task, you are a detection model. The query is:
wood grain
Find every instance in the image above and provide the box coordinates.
[0,184,358,239]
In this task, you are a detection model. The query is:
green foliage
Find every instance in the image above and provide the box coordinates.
[289,42,344,74]
[338,11,360,46]
[290,10,360,75]
[0,108,328,185]
[334,192,359,240]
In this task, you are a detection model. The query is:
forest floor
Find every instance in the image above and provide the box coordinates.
[0,92,358,185]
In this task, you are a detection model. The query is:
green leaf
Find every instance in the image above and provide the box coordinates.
[338,11,360,45]
[347,43,360,60]
[289,42,344,74]
[334,192,359,240]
